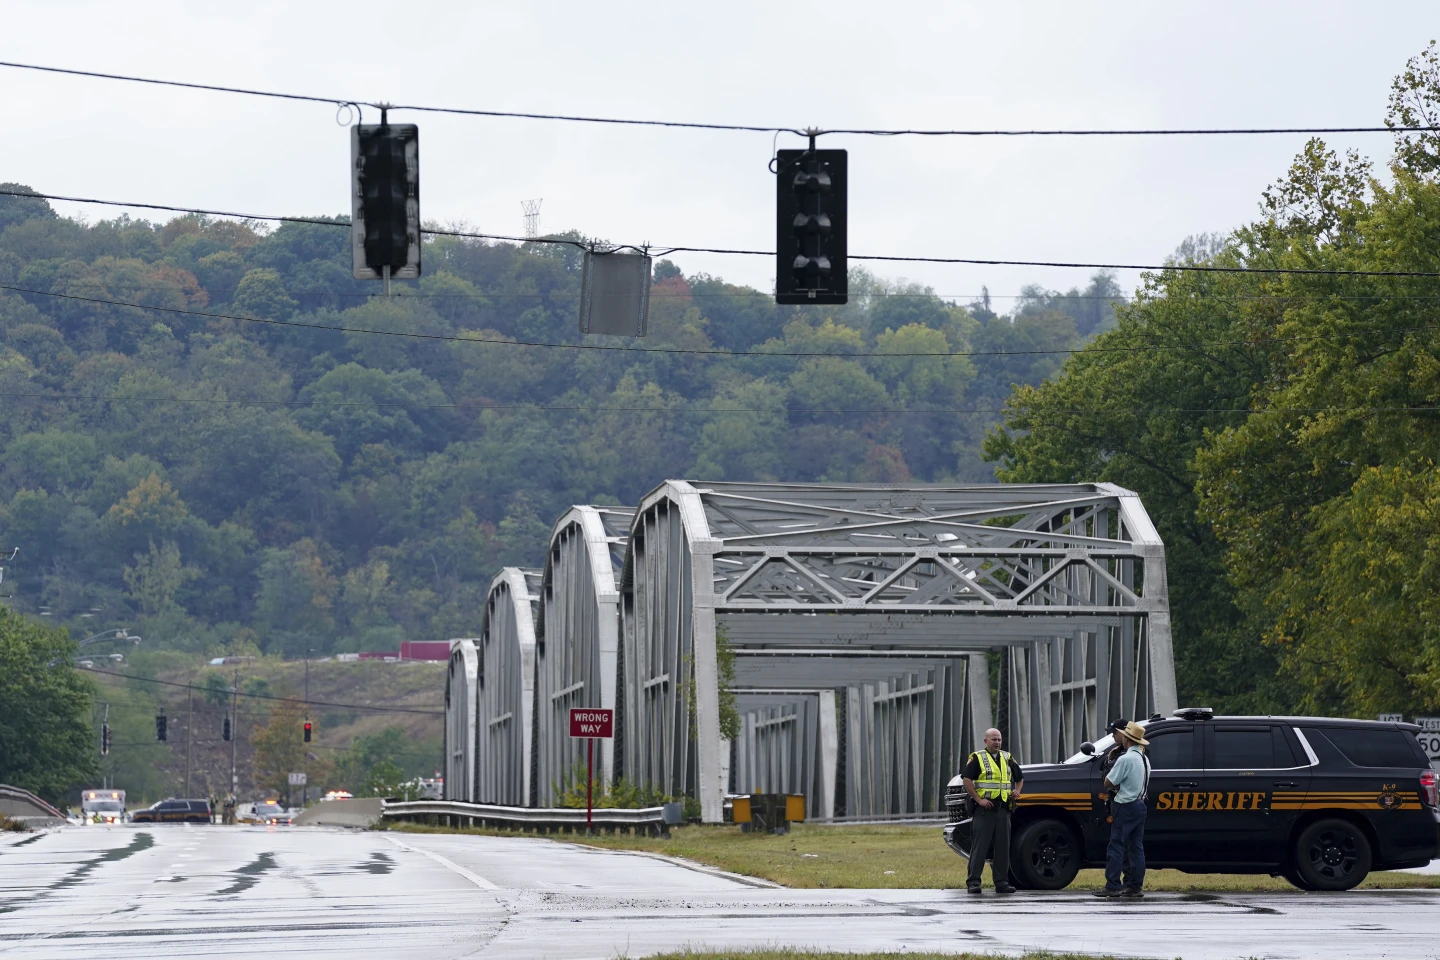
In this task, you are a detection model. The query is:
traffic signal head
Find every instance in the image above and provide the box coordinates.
[303,720,312,743]
[775,148,847,305]
[222,717,232,742]
[351,120,421,281]
[155,714,167,742]
[101,722,111,756]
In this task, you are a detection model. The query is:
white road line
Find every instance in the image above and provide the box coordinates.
[383,836,499,890]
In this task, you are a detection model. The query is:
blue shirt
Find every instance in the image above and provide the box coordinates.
[1108,745,1149,804]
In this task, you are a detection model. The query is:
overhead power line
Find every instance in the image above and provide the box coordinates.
[6,389,1438,419]
[8,188,1440,280]
[2,281,1436,363]
[77,664,443,715]
[1,60,1436,139]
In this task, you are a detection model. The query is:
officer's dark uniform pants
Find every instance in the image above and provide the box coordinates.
[1104,798,1146,890]
[967,805,1011,887]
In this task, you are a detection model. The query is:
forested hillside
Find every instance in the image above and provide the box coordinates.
[0,191,1117,658]
[988,43,1440,717]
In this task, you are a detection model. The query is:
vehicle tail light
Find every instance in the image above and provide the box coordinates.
[1421,770,1437,808]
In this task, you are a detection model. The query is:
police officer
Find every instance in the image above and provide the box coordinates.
[1095,720,1151,898]
[961,727,1024,894]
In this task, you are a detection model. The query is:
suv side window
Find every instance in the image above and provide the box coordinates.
[1211,726,1275,769]
[1311,727,1428,767]
[1145,726,1196,770]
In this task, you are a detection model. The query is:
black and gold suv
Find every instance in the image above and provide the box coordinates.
[129,798,212,824]
[943,710,1439,890]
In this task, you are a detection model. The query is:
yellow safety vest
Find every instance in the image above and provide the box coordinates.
[972,749,1014,802]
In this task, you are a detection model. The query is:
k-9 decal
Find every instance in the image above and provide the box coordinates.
[1155,791,1269,811]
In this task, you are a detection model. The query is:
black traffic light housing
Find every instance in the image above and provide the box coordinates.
[351,113,421,282]
[222,717,232,742]
[303,720,312,743]
[101,722,111,756]
[155,714,167,742]
[775,146,847,304]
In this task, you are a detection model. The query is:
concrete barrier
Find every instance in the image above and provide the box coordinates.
[0,784,67,827]
[292,798,384,828]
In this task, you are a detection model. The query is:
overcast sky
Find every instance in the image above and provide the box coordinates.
[3,2,1431,307]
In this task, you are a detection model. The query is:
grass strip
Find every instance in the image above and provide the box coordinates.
[638,952,1117,960]
[384,821,1440,891]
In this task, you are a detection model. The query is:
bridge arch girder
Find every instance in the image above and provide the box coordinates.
[533,506,633,805]
[620,481,1175,823]
[475,567,541,807]
[443,638,479,802]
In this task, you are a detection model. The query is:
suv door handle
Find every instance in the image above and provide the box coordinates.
[1273,781,1299,788]
[1170,781,1198,789]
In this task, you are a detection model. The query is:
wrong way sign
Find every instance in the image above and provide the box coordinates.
[569,708,613,738]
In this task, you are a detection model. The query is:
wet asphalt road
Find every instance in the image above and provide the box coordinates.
[1,825,1436,959]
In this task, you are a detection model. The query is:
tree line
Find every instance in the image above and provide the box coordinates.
[987,43,1440,718]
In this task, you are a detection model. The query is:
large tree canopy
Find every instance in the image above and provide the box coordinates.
[0,607,96,801]
[989,42,1440,715]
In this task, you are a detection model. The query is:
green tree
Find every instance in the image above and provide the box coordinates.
[0,607,96,801]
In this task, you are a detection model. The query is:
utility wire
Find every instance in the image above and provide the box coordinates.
[1,280,1435,362]
[10,187,1440,279]
[2,60,1436,139]
[77,664,443,715]
[8,390,1439,418]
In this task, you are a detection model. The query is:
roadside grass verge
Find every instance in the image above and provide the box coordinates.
[383,821,1440,891]
[638,952,1117,960]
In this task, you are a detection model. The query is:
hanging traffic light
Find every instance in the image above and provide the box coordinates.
[775,146,847,305]
[155,714,167,742]
[222,717,232,742]
[303,720,312,743]
[101,723,111,756]
[351,113,421,283]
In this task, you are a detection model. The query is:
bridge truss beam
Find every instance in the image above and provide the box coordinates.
[619,481,1176,823]
[533,506,632,805]
[475,567,541,807]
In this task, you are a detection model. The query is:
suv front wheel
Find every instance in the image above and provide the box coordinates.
[1012,818,1081,890]
[1293,818,1372,891]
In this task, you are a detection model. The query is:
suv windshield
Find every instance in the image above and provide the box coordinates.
[1063,720,1153,764]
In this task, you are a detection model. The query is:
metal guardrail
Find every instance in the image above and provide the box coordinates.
[382,799,671,835]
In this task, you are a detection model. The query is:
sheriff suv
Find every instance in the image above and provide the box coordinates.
[943,709,1439,891]
[129,798,212,824]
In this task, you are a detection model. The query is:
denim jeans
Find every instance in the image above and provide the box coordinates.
[1104,798,1147,890]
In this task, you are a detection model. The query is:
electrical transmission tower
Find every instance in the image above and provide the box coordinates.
[521,199,543,239]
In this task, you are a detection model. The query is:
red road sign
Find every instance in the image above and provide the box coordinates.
[569,708,613,738]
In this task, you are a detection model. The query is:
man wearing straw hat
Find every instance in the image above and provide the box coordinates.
[1094,720,1151,898]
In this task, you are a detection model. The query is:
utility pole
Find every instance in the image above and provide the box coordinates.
[184,685,194,797]
[304,648,312,807]
[230,667,239,802]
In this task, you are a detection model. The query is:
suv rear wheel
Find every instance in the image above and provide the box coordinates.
[1012,818,1081,890]
[1293,818,1371,891]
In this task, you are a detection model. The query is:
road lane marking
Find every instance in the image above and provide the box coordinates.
[383,836,498,890]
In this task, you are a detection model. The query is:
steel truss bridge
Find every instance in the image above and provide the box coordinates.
[445,482,1175,823]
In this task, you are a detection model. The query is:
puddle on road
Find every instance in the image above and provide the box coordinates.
[53,832,155,891]
[8,834,46,848]
[214,851,277,896]
[355,852,394,875]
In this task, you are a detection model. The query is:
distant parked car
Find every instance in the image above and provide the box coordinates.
[130,798,211,824]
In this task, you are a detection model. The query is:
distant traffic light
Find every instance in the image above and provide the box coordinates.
[303,720,312,743]
[222,717,232,742]
[101,723,111,756]
[155,714,167,742]
[775,147,847,305]
[351,114,420,283]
